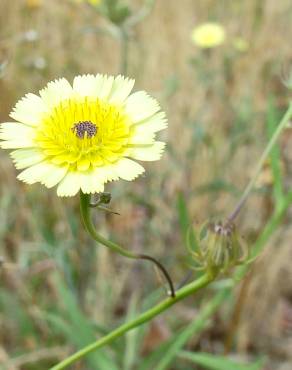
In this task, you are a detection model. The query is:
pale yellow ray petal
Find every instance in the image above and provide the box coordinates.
[97,75,115,99]
[18,162,68,188]
[91,166,119,185]
[39,78,73,108]
[10,149,45,169]
[125,91,160,123]
[127,141,166,161]
[112,158,145,181]
[80,170,105,194]
[109,75,135,103]
[41,164,68,188]
[0,122,35,148]
[129,130,156,145]
[73,74,101,98]
[57,171,81,197]
[131,111,168,133]
[17,162,54,184]
[9,93,47,126]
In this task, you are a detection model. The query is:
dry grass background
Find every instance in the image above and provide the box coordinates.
[1,0,292,369]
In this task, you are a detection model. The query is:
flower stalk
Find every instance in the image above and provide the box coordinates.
[50,273,212,370]
[79,192,176,297]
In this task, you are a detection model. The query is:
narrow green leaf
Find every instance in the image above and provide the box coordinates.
[137,291,228,370]
[266,97,284,206]
[178,351,265,370]
[123,294,140,370]
[176,192,191,246]
[154,291,228,370]
[176,192,198,253]
[51,274,119,370]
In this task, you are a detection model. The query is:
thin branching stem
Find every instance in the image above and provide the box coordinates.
[119,26,129,75]
[225,102,292,224]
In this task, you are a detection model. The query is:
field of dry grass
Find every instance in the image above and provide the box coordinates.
[1,0,292,369]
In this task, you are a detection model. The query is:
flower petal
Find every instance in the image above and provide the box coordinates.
[109,75,135,103]
[10,148,45,169]
[129,131,155,145]
[112,158,145,181]
[39,78,73,108]
[93,165,119,184]
[97,75,115,99]
[41,164,68,188]
[0,122,35,148]
[73,74,101,98]
[80,170,105,194]
[131,112,168,133]
[125,91,160,123]
[127,141,166,161]
[17,162,68,188]
[17,162,52,184]
[57,171,81,197]
[9,93,47,126]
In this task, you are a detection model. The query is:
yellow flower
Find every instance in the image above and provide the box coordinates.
[0,75,167,197]
[191,22,225,49]
[72,0,101,5]
[26,0,42,8]
[232,37,249,52]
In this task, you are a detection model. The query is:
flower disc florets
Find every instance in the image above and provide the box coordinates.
[72,120,98,139]
[0,74,167,196]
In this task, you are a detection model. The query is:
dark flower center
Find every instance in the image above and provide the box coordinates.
[72,120,98,139]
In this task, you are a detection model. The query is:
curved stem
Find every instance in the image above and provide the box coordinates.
[126,0,156,27]
[80,192,176,297]
[50,274,212,370]
[138,254,175,296]
[226,102,292,224]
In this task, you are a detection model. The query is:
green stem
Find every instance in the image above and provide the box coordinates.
[50,274,212,370]
[226,102,292,224]
[119,26,129,75]
[80,192,176,297]
[236,190,292,280]
[80,192,135,259]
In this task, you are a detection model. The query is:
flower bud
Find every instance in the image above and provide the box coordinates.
[100,0,131,25]
[99,192,112,204]
[189,221,248,277]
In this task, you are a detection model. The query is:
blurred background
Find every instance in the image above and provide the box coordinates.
[1,0,292,369]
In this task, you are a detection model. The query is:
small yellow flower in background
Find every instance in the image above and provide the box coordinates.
[26,0,42,8]
[191,22,225,49]
[71,0,101,6]
[232,37,249,53]
[0,74,167,197]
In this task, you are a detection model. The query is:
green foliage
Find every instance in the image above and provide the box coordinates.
[138,291,228,370]
[178,351,265,370]
[45,274,119,370]
[266,98,285,207]
[1,1,292,369]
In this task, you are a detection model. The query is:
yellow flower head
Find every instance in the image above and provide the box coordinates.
[26,0,43,8]
[191,22,225,49]
[0,75,167,197]
[70,0,101,6]
[232,37,249,52]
